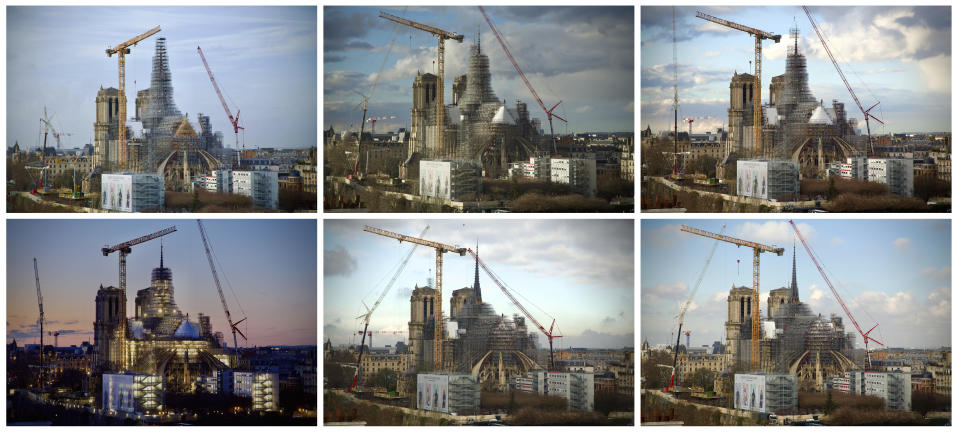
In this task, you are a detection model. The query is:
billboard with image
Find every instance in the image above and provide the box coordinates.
[737,160,769,199]
[101,174,133,212]
[420,160,452,200]
[417,374,449,413]
[734,374,766,412]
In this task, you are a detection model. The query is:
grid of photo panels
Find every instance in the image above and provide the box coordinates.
[3,1,642,428]
[5,5,321,426]
[640,4,954,427]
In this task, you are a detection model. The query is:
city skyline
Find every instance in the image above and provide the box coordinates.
[7,219,317,348]
[641,6,951,134]
[324,219,634,350]
[324,6,635,135]
[641,219,951,351]
[7,6,318,151]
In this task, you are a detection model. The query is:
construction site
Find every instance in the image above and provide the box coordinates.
[324,223,635,425]
[640,7,951,212]
[639,220,952,425]
[8,221,318,425]
[324,7,635,213]
[9,16,317,213]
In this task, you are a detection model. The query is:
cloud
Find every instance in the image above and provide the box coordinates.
[563,329,633,349]
[922,266,950,279]
[892,237,910,251]
[623,101,634,112]
[575,105,594,113]
[644,280,688,300]
[830,237,845,246]
[735,221,814,247]
[712,291,727,303]
[853,290,913,316]
[324,245,358,277]
[601,315,616,325]
[916,54,951,92]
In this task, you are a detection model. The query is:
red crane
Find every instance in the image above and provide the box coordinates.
[803,7,883,155]
[466,248,562,370]
[478,6,567,152]
[366,115,398,136]
[197,46,244,166]
[789,220,883,367]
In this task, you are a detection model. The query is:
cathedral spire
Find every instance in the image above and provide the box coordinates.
[473,241,482,301]
[790,240,799,302]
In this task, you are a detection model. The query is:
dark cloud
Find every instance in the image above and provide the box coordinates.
[324,245,358,277]
[324,70,368,96]
[563,329,633,349]
[325,54,346,63]
[324,7,380,52]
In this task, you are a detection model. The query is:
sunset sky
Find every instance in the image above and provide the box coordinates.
[7,219,317,348]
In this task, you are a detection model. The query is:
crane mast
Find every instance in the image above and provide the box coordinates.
[379,11,463,159]
[681,225,783,370]
[34,258,45,391]
[102,226,177,296]
[197,46,244,167]
[196,220,247,368]
[466,249,562,370]
[478,6,567,152]
[696,11,780,158]
[351,226,429,391]
[802,7,883,155]
[788,220,883,368]
[106,26,161,171]
[670,224,724,390]
[364,226,466,371]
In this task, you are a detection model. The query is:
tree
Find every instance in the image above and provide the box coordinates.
[689,368,716,392]
[639,350,674,390]
[508,389,517,414]
[368,369,398,392]
[189,189,202,212]
[826,176,839,200]
[825,389,836,414]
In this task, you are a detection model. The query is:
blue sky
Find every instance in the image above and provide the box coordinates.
[324,219,634,350]
[641,219,950,350]
[7,220,317,347]
[7,6,317,151]
[324,6,635,134]
[641,6,951,134]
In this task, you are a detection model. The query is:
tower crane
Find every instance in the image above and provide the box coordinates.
[106,26,161,171]
[40,107,54,161]
[466,249,562,371]
[802,7,883,155]
[351,225,429,391]
[197,220,247,368]
[478,6,567,153]
[682,116,711,138]
[34,258,45,391]
[670,224,725,391]
[788,220,883,369]
[681,225,784,370]
[379,11,464,158]
[696,11,781,158]
[366,115,398,136]
[364,226,467,371]
[48,331,62,348]
[102,226,177,297]
[197,46,244,167]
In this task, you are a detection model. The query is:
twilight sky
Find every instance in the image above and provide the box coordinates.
[324,219,634,350]
[641,219,951,350]
[324,6,635,134]
[641,6,951,134]
[7,6,317,151]
[7,219,317,347]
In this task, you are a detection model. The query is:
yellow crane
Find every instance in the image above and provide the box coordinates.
[364,225,466,371]
[106,26,161,171]
[680,225,784,370]
[378,11,463,158]
[696,11,780,158]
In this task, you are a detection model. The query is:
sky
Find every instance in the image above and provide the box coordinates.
[641,219,951,351]
[324,219,634,351]
[7,6,317,151]
[7,219,317,348]
[641,6,951,134]
[324,6,635,135]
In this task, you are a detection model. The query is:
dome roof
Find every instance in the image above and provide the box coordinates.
[174,319,200,339]
[809,106,833,125]
[492,105,516,125]
[174,119,198,138]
